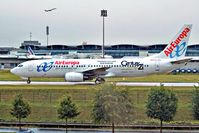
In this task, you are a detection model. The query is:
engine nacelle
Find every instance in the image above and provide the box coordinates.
[65,72,84,82]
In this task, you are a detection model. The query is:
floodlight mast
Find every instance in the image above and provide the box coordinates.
[101,10,107,58]
[44,8,56,46]
[46,26,49,46]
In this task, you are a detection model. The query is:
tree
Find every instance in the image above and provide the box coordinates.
[92,84,134,133]
[10,94,31,130]
[146,86,178,133]
[57,96,80,133]
[192,86,199,119]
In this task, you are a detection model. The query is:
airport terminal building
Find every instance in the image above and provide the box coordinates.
[17,41,199,57]
[0,40,199,72]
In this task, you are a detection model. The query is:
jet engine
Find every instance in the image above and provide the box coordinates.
[65,72,84,82]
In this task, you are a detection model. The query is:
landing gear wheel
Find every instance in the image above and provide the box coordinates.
[27,78,31,84]
[95,77,105,84]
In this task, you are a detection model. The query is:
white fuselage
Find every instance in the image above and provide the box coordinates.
[27,55,52,59]
[11,58,181,79]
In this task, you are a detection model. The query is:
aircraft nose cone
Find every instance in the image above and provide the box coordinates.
[10,68,16,74]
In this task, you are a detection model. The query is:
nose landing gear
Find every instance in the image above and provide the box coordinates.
[27,78,31,84]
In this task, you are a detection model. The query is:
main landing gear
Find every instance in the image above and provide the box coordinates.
[27,78,31,84]
[95,77,105,84]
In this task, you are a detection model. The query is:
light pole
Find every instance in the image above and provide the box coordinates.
[46,26,49,46]
[44,8,56,46]
[101,10,107,58]
[29,32,32,41]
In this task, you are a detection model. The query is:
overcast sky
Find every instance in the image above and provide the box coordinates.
[0,0,199,47]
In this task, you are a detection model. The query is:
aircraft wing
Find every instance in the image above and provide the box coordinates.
[82,67,110,79]
[170,58,192,64]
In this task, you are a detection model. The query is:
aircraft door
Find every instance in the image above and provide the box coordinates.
[155,60,160,72]
[28,64,34,72]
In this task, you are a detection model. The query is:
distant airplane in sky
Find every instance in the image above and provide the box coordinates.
[44,8,57,12]
[11,25,192,84]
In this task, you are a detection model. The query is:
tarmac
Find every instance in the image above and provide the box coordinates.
[0,81,198,86]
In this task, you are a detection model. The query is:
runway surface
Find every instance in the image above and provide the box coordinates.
[0,81,95,85]
[116,82,199,87]
[0,81,198,86]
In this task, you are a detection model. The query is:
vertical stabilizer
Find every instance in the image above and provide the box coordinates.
[155,24,192,59]
[28,46,35,55]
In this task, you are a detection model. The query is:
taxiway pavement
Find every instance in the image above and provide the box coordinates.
[0,81,198,86]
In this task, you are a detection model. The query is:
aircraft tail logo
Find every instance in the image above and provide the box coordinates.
[156,24,192,59]
[28,46,35,55]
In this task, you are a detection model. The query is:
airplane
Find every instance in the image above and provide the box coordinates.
[11,24,192,84]
[44,8,57,12]
[27,46,52,59]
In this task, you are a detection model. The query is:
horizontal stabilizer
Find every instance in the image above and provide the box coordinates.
[170,58,192,64]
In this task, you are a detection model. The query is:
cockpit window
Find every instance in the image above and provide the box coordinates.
[18,64,23,67]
